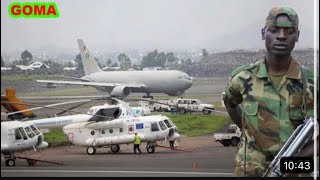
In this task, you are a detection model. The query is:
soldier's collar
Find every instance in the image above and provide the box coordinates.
[255,59,269,78]
[255,58,301,79]
[286,58,301,79]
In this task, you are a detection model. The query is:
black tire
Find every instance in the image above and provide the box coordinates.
[179,108,187,114]
[202,109,211,115]
[5,159,15,167]
[221,140,230,146]
[111,144,120,153]
[147,147,155,153]
[231,138,239,146]
[87,146,96,155]
[146,142,156,153]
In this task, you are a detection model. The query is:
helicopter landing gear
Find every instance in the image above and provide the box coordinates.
[87,146,96,155]
[110,144,120,154]
[4,153,16,167]
[5,159,15,167]
[146,142,157,153]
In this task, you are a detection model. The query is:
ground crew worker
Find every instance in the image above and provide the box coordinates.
[223,6,316,177]
[169,138,175,149]
[133,132,142,154]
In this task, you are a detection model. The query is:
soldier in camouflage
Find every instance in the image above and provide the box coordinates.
[223,6,316,177]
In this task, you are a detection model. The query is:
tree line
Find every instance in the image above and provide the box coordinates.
[2,49,211,70]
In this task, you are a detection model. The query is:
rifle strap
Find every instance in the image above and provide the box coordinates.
[300,66,307,118]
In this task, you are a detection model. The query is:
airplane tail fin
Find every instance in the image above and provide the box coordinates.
[77,39,102,75]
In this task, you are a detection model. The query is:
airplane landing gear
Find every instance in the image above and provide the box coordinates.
[146,142,157,153]
[143,93,153,99]
[87,146,96,155]
[4,153,16,167]
[110,144,120,153]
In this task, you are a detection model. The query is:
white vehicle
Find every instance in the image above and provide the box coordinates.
[213,124,241,146]
[175,99,215,115]
[139,99,176,112]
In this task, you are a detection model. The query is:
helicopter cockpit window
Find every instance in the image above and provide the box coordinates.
[151,122,159,132]
[89,107,122,122]
[158,121,167,130]
[24,127,35,138]
[30,125,40,135]
[14,128,22,140]
[18,127,28,140]
[163,119,173,128]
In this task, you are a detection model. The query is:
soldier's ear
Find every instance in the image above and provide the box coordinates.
[261,27,266,40]
[295,30,300,42]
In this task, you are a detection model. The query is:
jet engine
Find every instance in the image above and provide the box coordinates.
[110,86,131,97]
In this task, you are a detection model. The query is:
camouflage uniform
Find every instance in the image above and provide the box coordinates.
[225,7,314,177]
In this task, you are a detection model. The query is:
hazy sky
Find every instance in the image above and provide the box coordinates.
[1,0,317,54]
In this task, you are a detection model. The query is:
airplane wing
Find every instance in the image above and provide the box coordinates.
[36,80,146,89]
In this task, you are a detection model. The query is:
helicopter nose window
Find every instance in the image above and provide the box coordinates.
[18,127,28,140]
[158,121,167,130]
[163,119,172,128]
[24,127,35,138]
[30,125,40,135]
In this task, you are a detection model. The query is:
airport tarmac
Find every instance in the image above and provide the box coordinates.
[1,135,237,177]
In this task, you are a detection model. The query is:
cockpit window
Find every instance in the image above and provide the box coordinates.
[24,127,35,138]
[18,127,28,140]
[158,121,167,130]
[89,107,121,121]
[30,125,40,135]
[163,119,172,128]
[151,122,159,132]
[14,128,22,140]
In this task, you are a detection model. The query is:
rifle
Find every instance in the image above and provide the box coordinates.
[263,117,315,177]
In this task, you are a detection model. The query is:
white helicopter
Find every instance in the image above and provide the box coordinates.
[30,98,180,155]
[63,112,181,155]
[1,113,49,166]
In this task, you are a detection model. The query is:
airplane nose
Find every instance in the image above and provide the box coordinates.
[186,79,192,89]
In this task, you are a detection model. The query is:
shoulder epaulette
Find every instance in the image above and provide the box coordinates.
[301,66,314,79]
[231,63,255,78]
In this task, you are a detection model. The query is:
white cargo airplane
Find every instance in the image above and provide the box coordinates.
[36,39,193,98]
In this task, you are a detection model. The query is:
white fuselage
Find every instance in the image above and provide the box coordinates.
[1,121,48,154]
[63,115,180,147]
[83,70,192,96]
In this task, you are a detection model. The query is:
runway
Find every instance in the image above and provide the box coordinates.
[1,135,237,177]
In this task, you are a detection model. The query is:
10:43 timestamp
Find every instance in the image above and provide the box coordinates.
[280,157,314,173]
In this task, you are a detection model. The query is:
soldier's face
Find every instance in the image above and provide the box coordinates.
[264,15,299,57]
